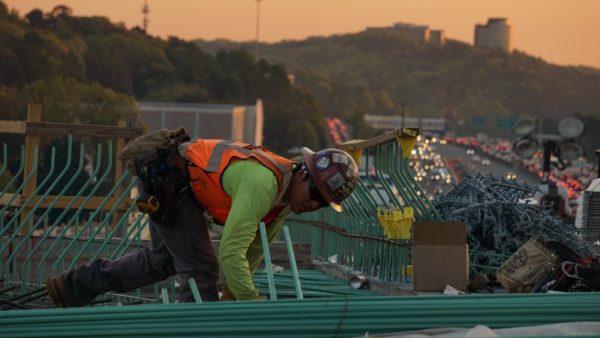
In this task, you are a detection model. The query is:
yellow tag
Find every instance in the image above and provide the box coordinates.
[346,149,363,166]
[401,128,418,137]
[396,135,417,159]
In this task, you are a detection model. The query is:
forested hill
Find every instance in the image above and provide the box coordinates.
[0,2,325,153]
[195,29,600,139]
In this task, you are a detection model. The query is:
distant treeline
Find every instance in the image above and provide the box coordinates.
[196,30,600,159]
[0,1,326,153]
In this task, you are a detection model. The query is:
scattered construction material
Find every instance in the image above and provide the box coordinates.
[435,174,598,273]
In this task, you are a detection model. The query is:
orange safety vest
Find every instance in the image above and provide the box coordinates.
[182,139,294,226]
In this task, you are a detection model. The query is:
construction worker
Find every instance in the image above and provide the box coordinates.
[46,138,358,306]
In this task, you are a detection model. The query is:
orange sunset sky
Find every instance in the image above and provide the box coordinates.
[5,0,600,69]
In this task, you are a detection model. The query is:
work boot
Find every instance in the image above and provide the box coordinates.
[45,274,73,308]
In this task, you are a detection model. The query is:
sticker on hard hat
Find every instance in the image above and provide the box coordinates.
[333,184,353,201]
[332,153,349,165]
[316,156,330,170]
[327,173,346,190]
[346,167,355,178]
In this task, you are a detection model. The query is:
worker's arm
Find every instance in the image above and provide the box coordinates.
[219,160,280,300]
[246,213,289,275]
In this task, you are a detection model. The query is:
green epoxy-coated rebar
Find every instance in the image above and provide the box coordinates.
[251,269,378,298]
[187,278,203,304]
[259,222,277,300]
[21,143,84,279]
[282,225,303,299]
[0,145,26,216]
[161,288,169,304]
[34,144,104,284]
[11,139,71,278]
[53,143,114,273]
[2,293,600,337]
[0,143,6,178]
[67,172,136,270]
[0,141,169,305]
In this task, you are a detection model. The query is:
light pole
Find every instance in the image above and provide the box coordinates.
[255,0,261,60]
[596,148,600,178]
[512,117,584,183]
[142,0,149,33]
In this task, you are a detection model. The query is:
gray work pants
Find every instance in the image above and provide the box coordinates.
[61,187,220,305]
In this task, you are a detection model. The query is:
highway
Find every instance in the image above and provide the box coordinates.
[434,142,540,186]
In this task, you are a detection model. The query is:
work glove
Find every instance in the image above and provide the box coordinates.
[219,287,235,301]
[219,287,267,301]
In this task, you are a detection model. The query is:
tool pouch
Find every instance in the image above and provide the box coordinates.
[124,128,191,224]
[120,127,191,174]
[136,145,190,224]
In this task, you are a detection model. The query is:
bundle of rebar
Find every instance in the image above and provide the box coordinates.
[2,293,600,337]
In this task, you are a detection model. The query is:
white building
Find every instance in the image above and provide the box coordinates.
[137,100,263,145]
[474,18,513,53]
[366,22,446,46]
[391,22,430,42]
[429,30,446,46]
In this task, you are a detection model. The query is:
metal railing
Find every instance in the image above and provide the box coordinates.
[0,137,156,305]
[0,136,378,307]
[287,129,440,282]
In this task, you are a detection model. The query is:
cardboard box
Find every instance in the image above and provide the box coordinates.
[412,221,469,292]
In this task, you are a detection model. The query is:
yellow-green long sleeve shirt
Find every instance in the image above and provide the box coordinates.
[219,159,290,300]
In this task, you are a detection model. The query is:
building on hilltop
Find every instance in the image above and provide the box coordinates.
[391,22,430,42]
[474,18,513,52]
[366,22,446,46]
[429,30,446,46]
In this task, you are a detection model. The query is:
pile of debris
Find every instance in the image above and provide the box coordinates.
[435,174,598,269]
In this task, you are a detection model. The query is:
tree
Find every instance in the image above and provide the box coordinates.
[0,48,25,86]
[49,5,73,19]
[0,1,7,17]
[286,120,319,151]
[23,77,134,124]
[24,9,45,27]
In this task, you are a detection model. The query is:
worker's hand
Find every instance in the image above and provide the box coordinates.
[219,287,236,301]
[219,287,267,301]
[250,295,267,301]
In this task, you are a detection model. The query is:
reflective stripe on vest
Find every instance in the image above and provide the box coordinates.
[206,140,234,172]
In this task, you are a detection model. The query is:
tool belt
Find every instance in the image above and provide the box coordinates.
[135,145,190,224]
[123,128,191,224]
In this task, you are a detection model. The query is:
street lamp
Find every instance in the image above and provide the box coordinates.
[596,148,600,178]
[512,117,584,183]
[255,0,261,60]
[512,117,538,159]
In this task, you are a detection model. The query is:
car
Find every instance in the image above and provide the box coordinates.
[466,149,475,155]
[481,159,491,166]
[430,168,451,181]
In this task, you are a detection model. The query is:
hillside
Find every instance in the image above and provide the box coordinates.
[195,29,600,146]
[0,1,325,153]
